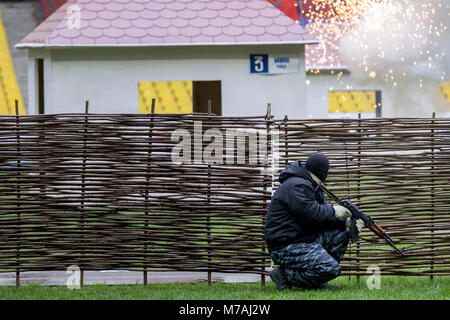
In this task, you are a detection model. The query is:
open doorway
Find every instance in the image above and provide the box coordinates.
[193,81,222,116]
[37,58,45,114]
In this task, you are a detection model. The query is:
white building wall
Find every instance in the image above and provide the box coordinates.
[305,71,391,118]
[305,71,448,118]
[27,45,308,118]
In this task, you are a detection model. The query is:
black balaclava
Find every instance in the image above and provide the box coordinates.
[305,153,330,182]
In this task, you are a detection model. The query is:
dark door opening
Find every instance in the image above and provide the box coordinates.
[37,59,45,114]
[193,81,222,115]
[375,90,382,117]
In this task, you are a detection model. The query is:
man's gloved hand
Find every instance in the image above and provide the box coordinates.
[333,205,351,219]
[346,218,365,233]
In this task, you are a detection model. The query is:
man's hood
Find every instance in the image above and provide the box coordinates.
[279,160,314,184]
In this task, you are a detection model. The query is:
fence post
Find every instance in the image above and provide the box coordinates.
[284,115,288,168]
[39,111,46,197]
[79,100,89,288]
[356,113,361,284]
[144,98,156,286]
[39,105,47,242]
[15,100,21,288]
[261,103,272,286]
[342,121,352,283]
[430,112,435,281]
[207,100,212,285]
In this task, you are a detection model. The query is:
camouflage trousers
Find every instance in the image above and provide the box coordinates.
[270,228,350,289]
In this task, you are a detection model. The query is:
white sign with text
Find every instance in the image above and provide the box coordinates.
[250,54,299,74]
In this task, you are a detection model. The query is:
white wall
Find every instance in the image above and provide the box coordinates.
[305,70,448,118]
[27,45,308,118]
[305,70,389,118]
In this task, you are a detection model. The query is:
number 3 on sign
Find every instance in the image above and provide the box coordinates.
[250,54,268,74]
[254,56,265,72]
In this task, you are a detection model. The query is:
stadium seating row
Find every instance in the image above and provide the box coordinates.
[0,10,25,115]
[139,82,449,115]
[328,90,377,114]
[138,81,193,114]
[329,83,450,115]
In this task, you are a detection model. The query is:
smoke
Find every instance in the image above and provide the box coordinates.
[339,0,450,117]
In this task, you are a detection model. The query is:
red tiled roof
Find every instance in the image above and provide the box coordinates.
[17,0,318,48]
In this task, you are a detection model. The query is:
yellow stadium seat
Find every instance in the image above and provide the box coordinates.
[0,10,25,115]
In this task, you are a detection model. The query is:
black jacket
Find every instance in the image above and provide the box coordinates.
[264,161,346,251]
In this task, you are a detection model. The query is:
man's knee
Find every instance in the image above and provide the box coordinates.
[294,256,340,288]
[311,258,340,285]
[308,249,341,280]
[319,228,350,262]
[327,258,341,279]
[339,228,351,244]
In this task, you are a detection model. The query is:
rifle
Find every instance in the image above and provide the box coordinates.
[319,183,405,256]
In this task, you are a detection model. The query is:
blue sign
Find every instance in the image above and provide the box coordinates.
[250,54,269,74]
[250,54,299,74]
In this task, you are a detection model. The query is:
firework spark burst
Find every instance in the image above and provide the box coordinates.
[297,0,449,116]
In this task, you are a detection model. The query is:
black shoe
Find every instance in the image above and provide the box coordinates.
[269,268,290,291]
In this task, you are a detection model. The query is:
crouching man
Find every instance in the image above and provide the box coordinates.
[265,153,363,290]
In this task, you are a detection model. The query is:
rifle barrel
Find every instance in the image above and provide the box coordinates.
[320,183,405,256]
[382,234,405,256]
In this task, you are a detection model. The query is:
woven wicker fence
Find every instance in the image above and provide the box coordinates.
[0,110,449,286]
[0,111,273,286]
[276,116,450,277]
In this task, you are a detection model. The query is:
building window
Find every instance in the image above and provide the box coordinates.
[138,80,222,115]
[328,90,381,117]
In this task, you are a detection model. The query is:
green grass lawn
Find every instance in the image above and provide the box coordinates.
[0,276,448,300]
